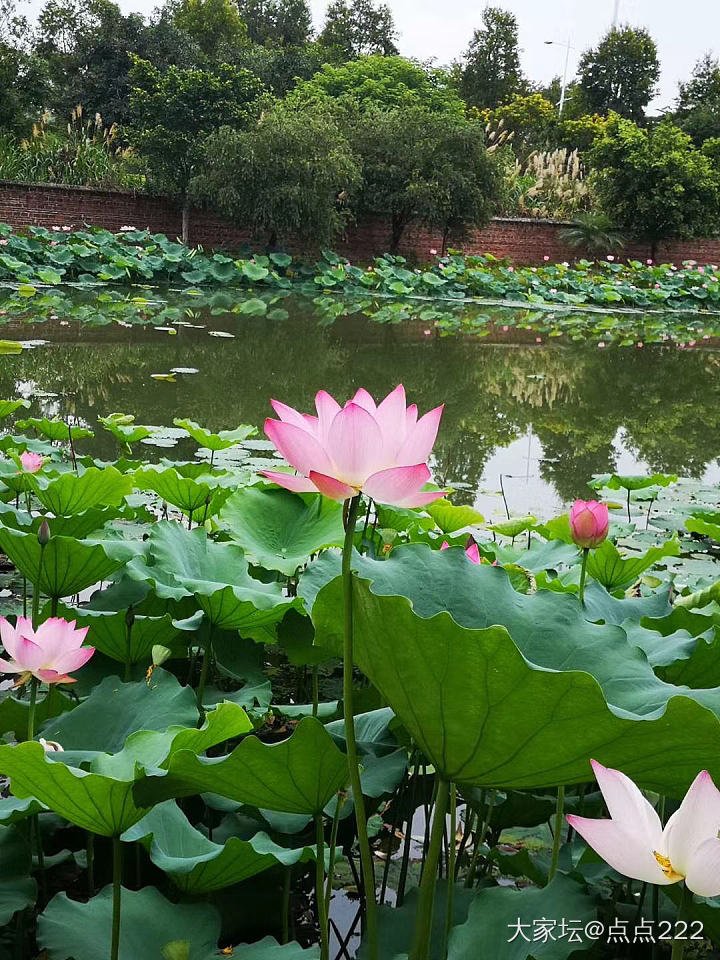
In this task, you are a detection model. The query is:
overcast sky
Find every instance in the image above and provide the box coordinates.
[25,0,719,112]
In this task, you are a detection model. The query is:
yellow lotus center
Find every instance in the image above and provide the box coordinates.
[653,851,684,882]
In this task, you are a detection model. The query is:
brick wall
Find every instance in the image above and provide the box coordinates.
[2,179,719,265]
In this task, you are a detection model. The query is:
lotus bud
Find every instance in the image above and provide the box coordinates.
[37,519,51,546]
[569,500,609,549]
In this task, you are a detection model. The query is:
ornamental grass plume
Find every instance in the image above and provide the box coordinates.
[568,760,720,897]
[262,384,445,507]
[0,616,94,684]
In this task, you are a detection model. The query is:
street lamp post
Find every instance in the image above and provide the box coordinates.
[544,35,574,117]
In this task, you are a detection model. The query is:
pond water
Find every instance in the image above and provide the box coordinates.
[2,286,720,519]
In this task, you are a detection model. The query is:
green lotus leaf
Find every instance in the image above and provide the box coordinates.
[686,515,720,543]
[173,418,256,452]
[0,399,30,419]
[220,487,345,576]
[126,522,296,635]
[15,417,94,442]
[312,573,720,795]
[585,538,680,592]
[38,885,221,960]
[424,499,484,534]
[0,826,36,924]
[134,716,348,815]
[0,526,127,598]
[54,602,197,665]
[28,466,132,516]
[0,698,250,836]
[487,515,537,538]
[98,414,155,446]
[593,472,678,492]
[134,466,233,517]
[122,800,327,894]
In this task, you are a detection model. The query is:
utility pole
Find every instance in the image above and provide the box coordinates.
[612,0,620,27]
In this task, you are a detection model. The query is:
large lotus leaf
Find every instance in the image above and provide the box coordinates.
[448,875,598,960]
[54,602,198,664]
[0,526,127,597]
[302,545,720,722]
[424,499,484,534]
[134,716,348,814]
[122,800,325,894]
[38,885,221,960]
[15,417,94,442]
[28,466,132,516]
[0,701,250,836]
[134,467,233,516]
[0,795,45,825]
[686,515,720,542]
[0,685,74,741]
[0,825,36,923]
[493,538,579,573]
[312,576,720,795]
[173,418,256,451]
[126,522,295,634]
[220,487,345,576]
[593,472,677,492]
[0,399,30,419]
[40,670,198,752]
[585,538,680,592]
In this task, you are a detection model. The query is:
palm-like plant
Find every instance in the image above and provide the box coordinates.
[561,211,625,257]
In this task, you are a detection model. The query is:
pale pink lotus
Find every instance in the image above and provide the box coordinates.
[441,540,481,563]
[262,385,445,507]
[0,616,94,684]
[570,499,609,548]
[568,761,720,896]
[19,452,43,473]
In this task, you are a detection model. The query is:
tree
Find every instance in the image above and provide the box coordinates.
[578,25,659,122]
[475,93,556,157]
[193,101,360,245]
[675,53,720,145]
[127,58,266,241]
[459,6,525,109]
[0,0,49,131]
[319,0,397,60]
[235,0,312,47]
[588,115,720,258]
[229,41,326,96]
[351,107,504,250]
[172,0,247,56]
[287,55,464,116]
[33,0,196,126]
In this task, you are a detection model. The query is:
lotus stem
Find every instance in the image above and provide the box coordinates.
[281,866,291,944]
[196,625,214,722]
[465,789,495,887]
[312,666,319,718]
[443,783,457,957]
[549,785,565,881]
[409,778,449,960]
[27,677,38,742]
[341,494,378,960]
[578,548,589,606]
[325,794,342,917]
[671,884,692,960]
[111,836,123,960]
[314,814,330,960]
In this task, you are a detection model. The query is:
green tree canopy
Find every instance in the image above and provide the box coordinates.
[674,53,720,145]
[318,0,397,60]
[578,25,659,122]
[287,55,465,116]
[0,0,49,131]
[127,57,266,240]
[475,93,556,157]
[193,101,360,245]
[235,0,313,47]
[172,0,247,56]
[588,114,720,256]
[351,106,504,250]
[459,6,525,109]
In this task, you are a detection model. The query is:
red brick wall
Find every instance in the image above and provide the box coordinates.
[2,179,719,265]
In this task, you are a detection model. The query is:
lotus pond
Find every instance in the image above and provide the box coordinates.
[0,273,720,960]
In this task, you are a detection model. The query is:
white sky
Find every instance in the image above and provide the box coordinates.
[23,0,719,112]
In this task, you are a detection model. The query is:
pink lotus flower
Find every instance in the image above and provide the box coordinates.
[567,761,720,896]
[263,385,445,507]
[19,452,43,473]
[543,255,550,262]
[440,539,481,563]
[569,499,609,548]
[430,248,437,256]
[0,617,94,684]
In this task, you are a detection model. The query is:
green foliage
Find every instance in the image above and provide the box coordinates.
[578,25,660,122]
[351,107,504,250]
[458,6,526,109]
[126,57,266,213]
[172,0,247,56]
[560,212,625,256]
[675,53,720,145]
[475,93,556,156]
[589,115,720,254]
[288,54,464,116]
[318,0,397,60]
[194,101,360,245]
[235,0,312,47]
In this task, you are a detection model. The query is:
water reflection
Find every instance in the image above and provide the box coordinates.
[1,290,719,517]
